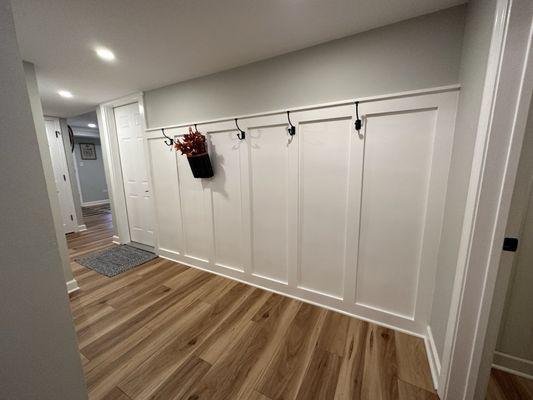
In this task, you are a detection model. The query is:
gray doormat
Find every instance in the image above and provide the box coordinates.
[75,244,157,277]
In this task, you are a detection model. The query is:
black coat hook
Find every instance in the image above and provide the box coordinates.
[194,123,198,132]
[287,111,296,136]
[161,128,174,146]
[354,101,362,132]
[235,118,245,140]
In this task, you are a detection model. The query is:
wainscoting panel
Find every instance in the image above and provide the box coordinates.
[147,137,183,256]
[298,116,355,298]
[146,89,459,335]
[208,130,246,272]
[176,137,213,263]
[248,123,291,283]
[355,109,437,318]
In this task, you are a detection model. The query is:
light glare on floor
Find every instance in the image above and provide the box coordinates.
[58,90,73,98]
[88,123,97,128]
[95,47,115,61]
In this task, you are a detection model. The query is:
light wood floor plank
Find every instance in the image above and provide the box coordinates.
[68,210,442,400]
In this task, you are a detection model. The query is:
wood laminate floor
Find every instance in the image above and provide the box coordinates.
[67,210,438,400]
[487,368,533,400]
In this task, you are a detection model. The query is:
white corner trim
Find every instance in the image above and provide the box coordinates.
[425,325,441,391]
[76,224,87,232]
[66,279,80,294]
[112,235,121,245]
[81,199,110,207]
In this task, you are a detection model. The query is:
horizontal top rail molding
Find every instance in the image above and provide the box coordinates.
[145,84,460,132]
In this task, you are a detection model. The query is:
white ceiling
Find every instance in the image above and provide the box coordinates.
[12,0,465,118]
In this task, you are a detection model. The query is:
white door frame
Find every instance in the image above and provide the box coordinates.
[97,92,154,246]
[440,0,533,398]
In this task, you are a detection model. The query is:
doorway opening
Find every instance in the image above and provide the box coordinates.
[485,95,533,399]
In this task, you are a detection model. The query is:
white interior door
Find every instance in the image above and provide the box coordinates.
[114,102,154,247]
[44,118,78,233]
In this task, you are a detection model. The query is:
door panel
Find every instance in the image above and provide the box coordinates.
[114,103,154,246]
[44,118,77,233]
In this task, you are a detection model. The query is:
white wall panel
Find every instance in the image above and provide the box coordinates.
[208,130,245,271]
[176,147,212,262]
[248,124,290,282]
[148,137,183,255]
[356,109,437,318]
[298,117,353,298]
[147,89,458,336]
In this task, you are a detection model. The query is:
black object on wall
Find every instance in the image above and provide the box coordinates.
[187,153,214,178]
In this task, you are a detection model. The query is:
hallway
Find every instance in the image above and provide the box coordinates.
[67,211,437,400]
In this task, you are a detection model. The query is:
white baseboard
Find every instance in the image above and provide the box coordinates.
[66,279,80,294]
[82,199,110,207]
[112,235,121,245]
[493,351,533,379]
[425,325,441,391]
[76,224,87,232]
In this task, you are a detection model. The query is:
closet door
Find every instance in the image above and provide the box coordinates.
[293,105,364,299]
[114,102,155,247]
[44,118,78,233]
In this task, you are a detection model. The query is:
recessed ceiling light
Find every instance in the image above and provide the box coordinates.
[88,123,97,128]
[95,47,115,61]
[58,90,73,98]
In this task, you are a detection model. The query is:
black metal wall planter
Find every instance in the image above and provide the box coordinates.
[173,126,214,179]
[187,152,214,178]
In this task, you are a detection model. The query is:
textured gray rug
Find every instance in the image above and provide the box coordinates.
[75,245,157,277]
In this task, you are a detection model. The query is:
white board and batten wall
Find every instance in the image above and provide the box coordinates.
[145,87,459,337]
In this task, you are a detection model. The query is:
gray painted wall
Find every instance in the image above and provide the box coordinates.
[24,61,75,285]
[73,134,109,204]
[144,6,466,128]
[0,0,87,398]
[429,0,498,359]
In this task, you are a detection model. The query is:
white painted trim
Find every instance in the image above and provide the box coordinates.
[492,364,533,380]
[76,224,87,232]
[112,235,121,245]
[146,84,461,132]
[71,145,85,207]
[494,351,533,367]
[157,250,427,339]
[66,279,79,294]
[425,325,441,390]
[493,351,533,378]
[81,199,110,207]
[441,1,533,399]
